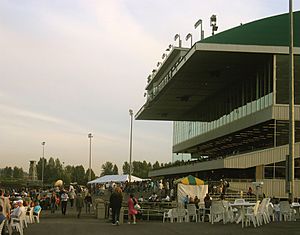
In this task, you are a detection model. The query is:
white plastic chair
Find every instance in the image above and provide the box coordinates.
[279,201,293,221]
[267,203,275,222]
[170,208,179,223]
[177,208,187,222]
[257,198,270,225]
[33,208,42,223]
[20,209,28,229]
[222,200,234,223]
[162,209,172,223]
[186,204,198,222]
[9,218,23,235]
[245,200,260,227]
[210,201,225,224]
[26,207,34,224]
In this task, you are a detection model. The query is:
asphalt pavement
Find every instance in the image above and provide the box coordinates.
[24,206,300,235]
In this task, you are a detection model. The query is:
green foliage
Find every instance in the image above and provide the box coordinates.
[112,164,118,175]
[73,165,86,185]
[152,161,160,169]
[85,168,96,182]
[1,157,170,186]
[1,167,13,178]
[122,161,130,174]
[100,161,114,176]
[12,167,24,178]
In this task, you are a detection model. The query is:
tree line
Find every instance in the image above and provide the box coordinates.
[0,157,173,186]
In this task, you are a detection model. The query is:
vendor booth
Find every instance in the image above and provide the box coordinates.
[175,175,208,205]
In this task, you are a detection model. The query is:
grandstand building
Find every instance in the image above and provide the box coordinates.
[136,12,300,198]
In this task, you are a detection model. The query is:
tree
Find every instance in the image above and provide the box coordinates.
[122,161,130,175]
[100,162,114,176]
[152,161,160,169]
[85,169,96,182]
[62,165,74,185]
[112,164,118,175]
[36,157,47,181]
[132,161,151,178]
[13,167,24,178]
[73,165,86,185]
[2,167,13,178]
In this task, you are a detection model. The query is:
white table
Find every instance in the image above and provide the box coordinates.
[230,202,256,228]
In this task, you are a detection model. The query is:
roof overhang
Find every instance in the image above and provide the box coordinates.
[136,43,300,121]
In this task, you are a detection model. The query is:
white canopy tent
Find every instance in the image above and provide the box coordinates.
[87,174,147,184]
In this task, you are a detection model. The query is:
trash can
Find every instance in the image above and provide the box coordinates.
[119,207,124,224]
[97,202,105,219]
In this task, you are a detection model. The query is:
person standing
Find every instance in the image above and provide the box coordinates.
[109,187,123,225]
[0,189,11,219]
[127,194,138,224]
[75,193,84,218]
[50,192,57,213]
[69,188,76,208]
[84,193,92,214]
[61,190,69,215]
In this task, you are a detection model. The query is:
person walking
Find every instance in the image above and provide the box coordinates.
[127,194,138,224]
[84,193,92,214]
[69,188,76,208]
[61,190,69,215]
[50,192,57,213]
[75,193,84,218]
[109,187,123,225]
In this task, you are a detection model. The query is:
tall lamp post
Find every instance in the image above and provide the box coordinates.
[88,133,93,182]
[185,33,193,48]
[288,0,295,201]
[194,19,204,40]
[41,141,45,186]
[210,15,218,36]
[174,34,182,47]
[129,109,133,183]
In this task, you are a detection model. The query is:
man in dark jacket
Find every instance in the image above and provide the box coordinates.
[109,187,123,225]
[75,193,84,218]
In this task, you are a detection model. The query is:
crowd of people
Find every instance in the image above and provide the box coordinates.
[0,184,95,232]
[0,188,43,234]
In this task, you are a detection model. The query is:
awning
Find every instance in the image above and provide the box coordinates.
[174,175,204,185]
[87,174,148,184]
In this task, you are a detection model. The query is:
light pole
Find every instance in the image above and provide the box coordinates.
[41,141,45,186]
[129,109,133,183]
[174,34,182,47]
[88,133,93,182]
[210,15,218,36]
[194,19,204,40]
[288,0,295,201]
[185,33,193,47]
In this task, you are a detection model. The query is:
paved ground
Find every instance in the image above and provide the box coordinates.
[24,207,300,235]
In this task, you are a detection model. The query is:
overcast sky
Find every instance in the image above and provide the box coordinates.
[1,0,299,175]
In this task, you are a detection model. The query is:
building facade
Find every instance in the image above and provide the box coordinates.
[136,12,300,198]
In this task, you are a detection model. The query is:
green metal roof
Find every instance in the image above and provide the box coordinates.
[201,11,300,47]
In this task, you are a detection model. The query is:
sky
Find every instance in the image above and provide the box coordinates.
[0,0,300,176]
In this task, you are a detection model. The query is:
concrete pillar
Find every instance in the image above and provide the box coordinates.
[256,165,264,180]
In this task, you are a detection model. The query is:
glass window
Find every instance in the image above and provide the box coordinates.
[276,55,300,104]
[275,167,285,179]
[264,166,273,179]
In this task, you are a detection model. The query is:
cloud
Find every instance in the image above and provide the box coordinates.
[0,0,298,174]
